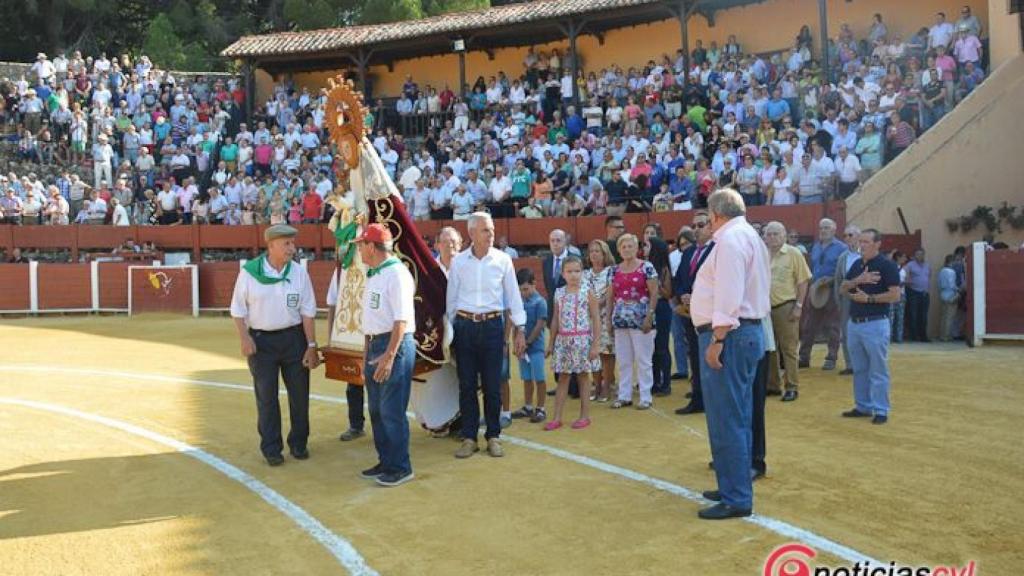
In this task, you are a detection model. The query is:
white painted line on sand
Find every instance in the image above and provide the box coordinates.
[0,365,883,565]
[0,396,378,576]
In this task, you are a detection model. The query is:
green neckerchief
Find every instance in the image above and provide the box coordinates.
[367,257,400,278]
[333,220,359,269]
[243,254,291,285]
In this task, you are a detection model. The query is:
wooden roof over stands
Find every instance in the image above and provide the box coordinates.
[221,0,767,70]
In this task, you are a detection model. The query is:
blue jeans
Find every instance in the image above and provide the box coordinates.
[671,311,689,377]
[846,318,891,416]
[364,333,415,475]
[698,322,764,510]
[454,315,505,441]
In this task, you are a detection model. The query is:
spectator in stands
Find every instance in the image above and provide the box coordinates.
[928,12,956,51]
[1,188,24,224]
[956,5,983,38]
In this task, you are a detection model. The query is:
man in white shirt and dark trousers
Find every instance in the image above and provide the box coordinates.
[447,212,527,459]
[690,189,770,519]
[231,225,320,466]
[355,224,418,487]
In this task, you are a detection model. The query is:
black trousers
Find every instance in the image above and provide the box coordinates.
[682,315,704,409]
[454,315,504,441]
[906,288,930,341]
[651,300,673,394]
[752,352,768,475]
[247,325,310,457]
[346,384,365,430]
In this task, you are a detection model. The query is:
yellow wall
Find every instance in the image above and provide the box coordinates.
[256,0,989,100]
[846,54,1024,337]
[988,0,1022,69]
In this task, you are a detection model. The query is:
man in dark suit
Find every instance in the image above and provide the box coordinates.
[542,228,569,314]
[543,228,575,397]
[672,210,714,415]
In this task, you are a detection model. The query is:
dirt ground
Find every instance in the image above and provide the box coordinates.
[0,315,1021,575]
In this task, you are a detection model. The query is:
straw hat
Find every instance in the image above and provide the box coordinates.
[809,278,833,309]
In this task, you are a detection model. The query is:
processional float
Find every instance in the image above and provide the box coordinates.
[319,77,460,433]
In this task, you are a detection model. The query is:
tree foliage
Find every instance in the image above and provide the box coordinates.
[0,0,491,71]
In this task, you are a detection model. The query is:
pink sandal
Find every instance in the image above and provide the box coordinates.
[543,420,563,431]
[571,418,591,429]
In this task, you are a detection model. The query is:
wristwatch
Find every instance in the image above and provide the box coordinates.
[307,341,318,349]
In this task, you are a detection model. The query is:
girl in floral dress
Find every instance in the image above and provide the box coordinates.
[545,256,601,431]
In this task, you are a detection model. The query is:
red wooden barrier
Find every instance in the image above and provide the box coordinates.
[78,226,133,250]
[0,264,30,310]
[98,262,130,309]
[0,202,847,256]
[307,261,336,308]
[198,262,241,309]
[880,230,921,257]
[12,226,74,249]
[514,257,546,299]
[37,263,91,310]
[199,224,259,248]
[984,250,1024,335]
[137,226,193,248]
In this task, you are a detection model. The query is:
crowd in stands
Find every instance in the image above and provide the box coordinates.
[0,6,989,229]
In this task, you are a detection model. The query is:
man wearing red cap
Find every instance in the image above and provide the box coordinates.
[355,223,418,487]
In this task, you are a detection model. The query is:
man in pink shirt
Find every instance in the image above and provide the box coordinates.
[953,29,982,70]
[934,45,958,108]
[690,188,770,520]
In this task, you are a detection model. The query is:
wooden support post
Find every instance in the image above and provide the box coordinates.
[244,59,255,121]
[818,0,831,85]
[459,50,466,99]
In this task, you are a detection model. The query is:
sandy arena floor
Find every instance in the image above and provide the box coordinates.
[0,315,1021,575]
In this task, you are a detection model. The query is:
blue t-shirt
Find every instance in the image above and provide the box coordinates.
[522,291,548,354]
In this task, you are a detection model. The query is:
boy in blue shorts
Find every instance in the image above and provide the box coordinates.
[511,268,549,423]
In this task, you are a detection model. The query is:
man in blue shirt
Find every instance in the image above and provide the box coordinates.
[799,218,848,370]
[840,229,901,424]
[937,254,960,342]
[765,88,791,126]
[669,166,694,207]
[565,106,584,141]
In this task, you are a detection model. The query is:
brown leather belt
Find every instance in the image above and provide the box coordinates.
[456,310,503,322]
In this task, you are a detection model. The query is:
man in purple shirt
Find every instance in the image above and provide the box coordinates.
[904,248,932,341]
[799,218,848,370]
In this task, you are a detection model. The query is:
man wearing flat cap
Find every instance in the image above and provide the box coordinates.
[231,224,320,466]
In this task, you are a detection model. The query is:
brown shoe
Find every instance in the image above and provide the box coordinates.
[486,438,504,458]
[455,439,479,459]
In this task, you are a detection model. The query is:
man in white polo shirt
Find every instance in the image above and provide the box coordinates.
[354,224,417,487]
[231,224,319,466]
